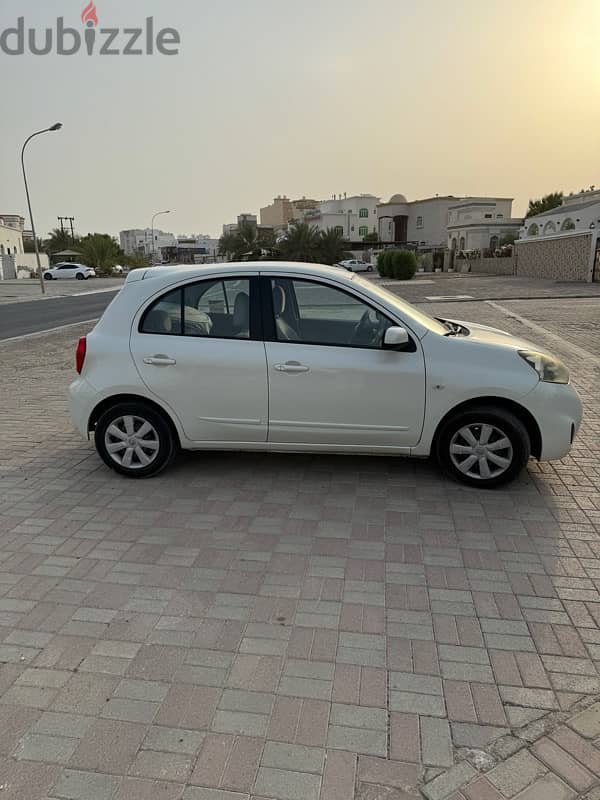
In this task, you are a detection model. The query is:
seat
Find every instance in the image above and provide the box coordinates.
[232,292,250,338]
[144,309,173,334]
[272,285,300,341]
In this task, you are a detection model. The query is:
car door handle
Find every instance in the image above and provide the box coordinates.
[143,355,177,366]
[274,361,310,373]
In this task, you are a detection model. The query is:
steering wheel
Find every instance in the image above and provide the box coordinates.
[351,309,384,346]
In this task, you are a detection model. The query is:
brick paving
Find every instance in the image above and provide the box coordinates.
[0,285,599,798]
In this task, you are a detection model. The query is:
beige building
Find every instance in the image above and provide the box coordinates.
[260,196,319,227]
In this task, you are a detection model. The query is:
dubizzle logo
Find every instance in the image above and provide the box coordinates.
[0,3,181,56]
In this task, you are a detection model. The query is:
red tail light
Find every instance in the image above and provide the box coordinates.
[76,336,87,374]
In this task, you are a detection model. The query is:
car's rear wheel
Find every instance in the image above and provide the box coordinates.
[94,402,175,478]
[44,273,52,280]
[436,406,530,488]
[76,273,84,280]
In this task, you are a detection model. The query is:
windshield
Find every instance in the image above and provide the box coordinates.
[353,275,448,336]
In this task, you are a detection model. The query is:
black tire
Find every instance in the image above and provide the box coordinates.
[435,405,530,488]
[44,273,52,280]
[94,402,176,478]
[76,273,84,280]
[367,265,374,272]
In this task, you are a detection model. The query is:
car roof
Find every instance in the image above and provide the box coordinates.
[125,261,354,285]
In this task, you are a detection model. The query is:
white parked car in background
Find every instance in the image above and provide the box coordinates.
[336,259,374,272]
[44,263,96,280]
[70,262,582,487]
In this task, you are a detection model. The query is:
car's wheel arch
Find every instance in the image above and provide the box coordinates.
[88,393,182,448]
[431,396,542,460]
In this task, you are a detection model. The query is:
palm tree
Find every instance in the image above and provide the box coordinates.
[317,228,352,265]
[45,227,77,254]
[277,222,322,262]
[219,223,275,261]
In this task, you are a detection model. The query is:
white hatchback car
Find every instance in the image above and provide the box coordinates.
[336,259,374,272]
[70,262,582,487]
[44,262,96,280]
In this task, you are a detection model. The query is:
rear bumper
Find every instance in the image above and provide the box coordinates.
[525,381,583,460]
[69,377,98,438]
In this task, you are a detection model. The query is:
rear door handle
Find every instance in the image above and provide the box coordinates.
[143,355,176,366]
[274,361,309,373]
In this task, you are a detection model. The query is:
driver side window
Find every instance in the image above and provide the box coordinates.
[271,278,393,348]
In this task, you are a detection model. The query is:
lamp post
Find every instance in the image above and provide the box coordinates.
[151,210,170,264]
[21,123,63,295]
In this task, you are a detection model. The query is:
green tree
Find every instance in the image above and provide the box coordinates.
[78,233,124,273]
[45,227,78,254]
[363,231,379,244]
[276,222,322,262]
[218,231,239,260]
[317,228,352,265]
[500,232,517,246]
[526,192,563,218]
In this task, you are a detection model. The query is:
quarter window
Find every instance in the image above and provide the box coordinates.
[140,278,250,339]
[270,278,393,349]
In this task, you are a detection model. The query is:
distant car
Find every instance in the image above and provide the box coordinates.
[336,259,374,273]
[44,263,96,281]
[112,265,124,275]
[70,261,582,487]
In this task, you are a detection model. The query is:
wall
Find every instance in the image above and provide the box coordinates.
[461,256,515,275]
[515,231,594,281]
[12,253,50,274]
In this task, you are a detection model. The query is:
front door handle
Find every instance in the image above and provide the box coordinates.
[274,361,310,373]
[143,355,176,366]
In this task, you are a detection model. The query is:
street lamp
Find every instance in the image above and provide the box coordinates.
[151,210,170,264]
[21,123,63,295]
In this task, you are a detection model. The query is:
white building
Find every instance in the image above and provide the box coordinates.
[0,214,25,257]
[447,198,522,252]
[120,228,177,258]
[519,188,600,240]
[303,194,379,240]
[376,194,521,251]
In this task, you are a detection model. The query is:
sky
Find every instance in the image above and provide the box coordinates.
[1,0,599,240]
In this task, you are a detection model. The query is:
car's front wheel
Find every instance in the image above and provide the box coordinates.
[436,406,530,488]
[367,265,374,272]
[44,273,53,280]
[94,402,176,478]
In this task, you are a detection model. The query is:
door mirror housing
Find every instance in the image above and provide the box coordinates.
[383,326,410,350]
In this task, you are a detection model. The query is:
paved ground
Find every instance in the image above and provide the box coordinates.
[0,279,123,305]
[0,276,599,799]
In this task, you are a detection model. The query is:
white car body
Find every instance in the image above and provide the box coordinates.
[337,259,374,272]
[44,262,96,280]
[70,261,582,485]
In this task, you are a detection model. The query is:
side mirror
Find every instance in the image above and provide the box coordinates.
[383,326,409,350]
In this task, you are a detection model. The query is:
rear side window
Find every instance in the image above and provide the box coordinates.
[140,278,250,339]
[140,288,182,335]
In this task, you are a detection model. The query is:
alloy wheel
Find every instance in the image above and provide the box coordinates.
[104,414,160,469]
[449,423,513,480]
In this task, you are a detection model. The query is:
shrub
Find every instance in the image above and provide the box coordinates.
[389,249,417,280]
[376,250,390,276]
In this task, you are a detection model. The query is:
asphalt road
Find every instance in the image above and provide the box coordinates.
[0,290,119,340]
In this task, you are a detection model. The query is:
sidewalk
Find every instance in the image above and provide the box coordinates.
[0,286,598,799]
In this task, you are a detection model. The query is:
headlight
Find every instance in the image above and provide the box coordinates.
[518,350,569,384]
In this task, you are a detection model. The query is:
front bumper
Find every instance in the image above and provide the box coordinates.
[524,380,583,460]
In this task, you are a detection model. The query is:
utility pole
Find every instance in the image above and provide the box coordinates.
[58,216,76,245]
